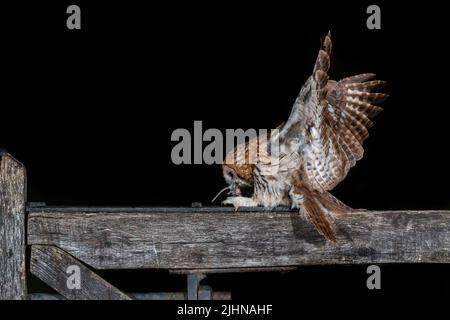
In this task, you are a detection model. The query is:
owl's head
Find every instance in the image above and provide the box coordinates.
[222,140,255,197]
[221,137,259,196]
[222,163,254,196]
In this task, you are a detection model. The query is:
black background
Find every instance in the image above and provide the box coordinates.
[2,0,450,306]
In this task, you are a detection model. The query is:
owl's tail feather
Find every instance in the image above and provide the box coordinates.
[292,175,337,242]
[302,192,337,242]
[316,192,357,215]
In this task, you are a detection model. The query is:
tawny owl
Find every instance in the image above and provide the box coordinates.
[221,32,387,241]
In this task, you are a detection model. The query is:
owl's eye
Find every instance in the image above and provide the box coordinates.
[225,170,235,180]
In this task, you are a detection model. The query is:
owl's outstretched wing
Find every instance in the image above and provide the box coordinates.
[278,32,387,192]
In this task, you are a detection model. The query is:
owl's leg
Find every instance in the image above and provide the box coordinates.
[222,196,258,211]
[289,187,305,209]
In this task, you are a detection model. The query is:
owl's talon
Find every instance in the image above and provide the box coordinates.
[222,197,239,211]
[222,196,257,211]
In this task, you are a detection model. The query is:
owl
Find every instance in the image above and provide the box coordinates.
[220,32,387,241]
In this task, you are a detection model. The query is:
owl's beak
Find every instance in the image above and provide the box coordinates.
[229,184,242,196]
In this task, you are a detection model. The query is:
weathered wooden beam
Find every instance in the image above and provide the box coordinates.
[30,245,131,300]
[169,266,297,274]
[0,151,27,300]
[27,207,450,270]
[26,206,291,213]
[30,291,232,300]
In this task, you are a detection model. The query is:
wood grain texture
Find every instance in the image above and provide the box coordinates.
[0,152,27,300]
[27,207,450,270]
[30,245,131,300]
[29,291,232,300]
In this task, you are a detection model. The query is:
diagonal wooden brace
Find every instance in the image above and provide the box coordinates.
[30,245,131,300]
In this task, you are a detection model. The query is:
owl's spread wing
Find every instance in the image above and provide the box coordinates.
[278,32,387,192]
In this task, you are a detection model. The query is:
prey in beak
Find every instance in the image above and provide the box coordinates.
[210,184,243,204]
[229,184,242,196]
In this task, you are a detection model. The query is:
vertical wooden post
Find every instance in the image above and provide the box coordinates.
[0,150,27,300]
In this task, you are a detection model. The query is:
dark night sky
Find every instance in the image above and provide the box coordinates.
[3,1,450,209]
[2,1,450,303]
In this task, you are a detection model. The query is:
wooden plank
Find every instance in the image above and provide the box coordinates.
[30,291,232,300]
[0,151,27,300]
[26,206,291,213]
[169,266,297,274]
[27,208,450,270]
[30,245,131,300]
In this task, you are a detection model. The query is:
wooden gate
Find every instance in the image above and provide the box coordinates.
[1,151,450,299]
